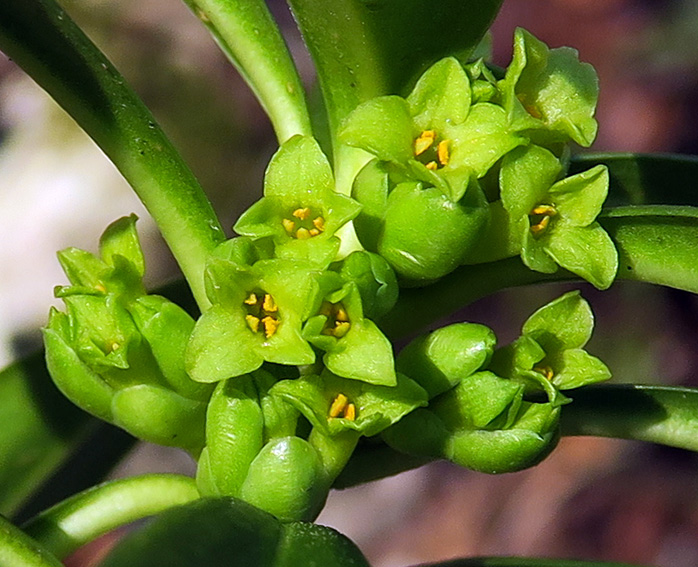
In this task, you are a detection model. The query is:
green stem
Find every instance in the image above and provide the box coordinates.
[0,0,225,310]
[308,429,360,484]
[22,474,200,559]
[183,0,312,143]
[0,516,62,567]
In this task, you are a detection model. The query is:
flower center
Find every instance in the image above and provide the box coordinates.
[528,204,557,237]
[282,207,326,240]
[319,301,351,338]
[534,365,554,381]
[414,130,450,170]
[329,393,356,421]
[243,291,280,338]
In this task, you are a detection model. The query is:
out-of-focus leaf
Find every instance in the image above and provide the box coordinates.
[0,0,225,308]
[571,153,698,208]
[98,497,370,567]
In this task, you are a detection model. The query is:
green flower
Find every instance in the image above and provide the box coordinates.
[340,57,525,201]
[185,256,318,383]
[334,250,398,320]
[234,135,362,267]
[303,274,396,386]
[270,370,427,438]
[44,217,209,452]
[501,28,599,147]
[500,144,618,289]
[488,291,612,405]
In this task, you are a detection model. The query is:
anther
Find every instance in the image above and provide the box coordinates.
[312,216,325,231]
[296,227,311,240]
[425,161,438,171]
[414,130,436,156]
[333,322,351,338]
[329,394,348,418]
[530,216,551,236]
[534,366,554,381]
[262,316,279,338]
[532,205,557,217]
[246,315,260,333]
[244,293,258,305]
[282,219,295,233]
[293,207,311,220]
[437,140,450,166]
[344,403,356,421]
[262,294,277,312]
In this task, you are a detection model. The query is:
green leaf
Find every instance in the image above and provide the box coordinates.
[181,0,311,143]
[98,497,370,567]
[561,384,698,453]
[287,0,503,143]
[0,0,225,309]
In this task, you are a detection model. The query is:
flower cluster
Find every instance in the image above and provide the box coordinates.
[341,28,618,289]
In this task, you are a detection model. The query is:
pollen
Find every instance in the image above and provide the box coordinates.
[414,130,450,170]
[437,140,450,166]
[284,207,325,239]
[319,301,352,338]
[245,315,260,333]
[296,227,311,240]
[282,218,295,233]
[244,293,258,305]
[329,394,357,420]
[261,316,279,338]
[534,366,554,381]
[312,216,325,231]
[262,294,277,312]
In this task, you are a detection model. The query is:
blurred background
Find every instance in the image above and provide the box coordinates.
[3,0,698,565]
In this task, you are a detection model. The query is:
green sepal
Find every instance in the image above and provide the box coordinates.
[240,436,328,522]
[208,237,274,270]
[43,308,115,422]
[303,282,396,386]
[55,248,111,295]
[110,384,206,453]
[378,181,490,282]
[445,401,561,474]
[270,371,428,438]
[186,259,318,383]
[406,57,471,133]
[547,348,612,391]
[396,322,497,399]
[335,251,398,319]
[502,28,599,147]
[198,377,264,497]
[350,159,390,252]
[128,295,212,402]
[253,369,300,441]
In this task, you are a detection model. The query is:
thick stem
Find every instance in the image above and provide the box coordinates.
[22,474,200,559]
[0,516,62,567]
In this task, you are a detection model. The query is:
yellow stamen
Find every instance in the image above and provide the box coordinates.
[329,394,348,418]
[109,341,120,352]
[532,205,557,217]
[262,294,277,312]
[534,366,554,381]
[335,307,349,322]
[425,161,438,171]
[282,218,295,233]
[530,215,551,236]
[309,228,320,236]
[296,227,311,240]
[437,140,450,166]
[312,216,325,231]
[344,403,356,421]
[414,130,436,156]
[333,321,351,338]
[262,316,279,338]
[95,283,107,293]
[245,315,260,333]
[244,293,258,305]
[293,207,311,220]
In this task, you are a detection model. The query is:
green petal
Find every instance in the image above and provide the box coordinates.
[204,258,255,307]
[521,224,558,274]
[337,251,398,319]
[338,96,414,163]
[185,304,263,383]
[99,214,145,277]
[233,197,286,240]
[500,144,562,219]
[549,348,612,390]
[271,372,427,438]
[551,165,609,227]
[264,135,334,202]
[407,57,471,132]
[208,237,274,269]
[522,290,594,352]
[396,322,497,399]
[324,318,396,386]
[545,223,619,290]
[56,248,110,292]
[488,335,546,379]
[504,28,599,146]
[448,103,525,178]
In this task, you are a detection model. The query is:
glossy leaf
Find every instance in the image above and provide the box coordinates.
[0,0,225,308]
[98,497,370,567]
